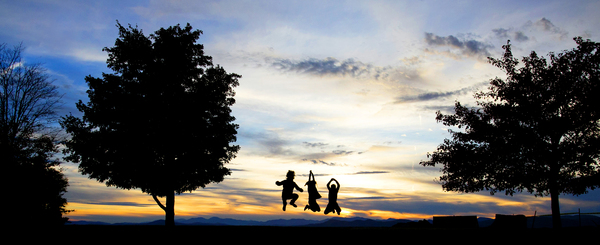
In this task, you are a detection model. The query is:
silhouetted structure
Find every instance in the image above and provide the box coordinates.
[276,170,303,211]
[433,216,479,229]
[304,170,321,212]
[491,214,527,229]
[324,178,341,215]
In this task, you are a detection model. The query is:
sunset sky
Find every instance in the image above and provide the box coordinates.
[2,0,599,224]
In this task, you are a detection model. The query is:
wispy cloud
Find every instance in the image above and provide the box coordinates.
[241,129,295,157]
[271,57,373,77]
[492,17,569,43]
[333,150,354,155]
[302,142,328,148]
[424,32,493,59]
[83,202,155,207]
[529,17,569,39]
[354,171,390,175]
[395,89,469,104]
[296,170,390,177]
[302,158,346,166]
[394,81,487,104]
[492,28,530,42]
[268,56,422,83]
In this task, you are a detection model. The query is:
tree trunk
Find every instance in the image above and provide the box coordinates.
[165,192,175,226]
[152,192,176,226]
[548,140,562,229]
[550,189,562,228]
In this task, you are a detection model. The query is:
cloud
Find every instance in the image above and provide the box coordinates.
[395,90,467,104]
[268,56,422,83]
[395,88,466,104]
[83,202,155,207]
[241,129,295,157]
[302,142,328,148]
[394,81,488,104]
[354,171,390,175]
[332,150,354,155]
[424,32,493,59]
[299,142,362,167]
[492,28,530,42]
[302,159,346,166]
[492,18,568,43]
[271,57,372,77]
[296,170,390,176]
[531,18,569,38]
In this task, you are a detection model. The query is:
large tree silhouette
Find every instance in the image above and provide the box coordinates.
[1,43,69,225]
[420,37,600,228]
[61,23,240,226]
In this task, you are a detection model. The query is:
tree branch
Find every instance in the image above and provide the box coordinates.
[152,194,166,211]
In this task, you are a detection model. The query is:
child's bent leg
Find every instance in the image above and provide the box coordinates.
[290,194,298,207]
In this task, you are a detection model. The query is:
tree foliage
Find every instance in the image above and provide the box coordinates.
[1,43,69,225]
[60,22,240,226]
[420,37,600,228]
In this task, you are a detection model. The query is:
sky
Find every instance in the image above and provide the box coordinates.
[2,0,599,224]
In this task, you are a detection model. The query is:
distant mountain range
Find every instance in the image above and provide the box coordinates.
[66,216,403,227]
[174,216,409,227]
[66,215,599,228]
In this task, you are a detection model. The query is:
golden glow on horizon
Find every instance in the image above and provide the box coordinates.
[63,154,566,224]
[358,209,433,220]
[64,166,557,222]
[66,202,163,218]
[66,190,547,222]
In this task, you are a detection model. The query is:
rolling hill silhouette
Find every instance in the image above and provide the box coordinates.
[65,215,599,228]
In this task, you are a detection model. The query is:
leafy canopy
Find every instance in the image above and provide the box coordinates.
[420,37,600,197]
[61,23,240,198]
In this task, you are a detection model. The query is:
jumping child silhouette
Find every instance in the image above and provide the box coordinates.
[304,170,321,212]
[276,170,303,211]
[324,178,341,215]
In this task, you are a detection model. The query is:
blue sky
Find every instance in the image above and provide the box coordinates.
[2,0,599,223]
